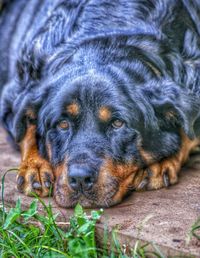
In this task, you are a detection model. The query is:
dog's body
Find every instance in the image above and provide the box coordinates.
[0,0,200,207]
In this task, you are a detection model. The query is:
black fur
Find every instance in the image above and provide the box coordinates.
[0,0,200,206]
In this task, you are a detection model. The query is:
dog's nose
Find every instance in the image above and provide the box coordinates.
[68,165,97,192]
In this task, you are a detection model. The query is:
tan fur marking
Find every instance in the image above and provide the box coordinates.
[20,125,37,161]
[139,147,155,164]
[165,110,176,120]
[104,159,139,179]
[136,131,200,190]
[18,125,53,197]
[112,173,135,203]
[26,108,36,120]
[99,107,112,122]
[54,160,67,178]
[66,103,79,116]
[177,131,200,164]
[98,159,140,204]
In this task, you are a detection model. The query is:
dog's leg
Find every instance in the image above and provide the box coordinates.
[16,124,54,197]
[136,132,200,190]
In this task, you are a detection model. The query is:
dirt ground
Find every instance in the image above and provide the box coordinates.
[0,127,200,256]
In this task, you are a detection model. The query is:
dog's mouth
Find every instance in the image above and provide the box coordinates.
[53,173,120,208]
[52,158,141,208]
[53,166,140,208]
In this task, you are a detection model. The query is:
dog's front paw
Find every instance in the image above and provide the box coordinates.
[136,132,200,191]
[136,156,180,191]
[146,158,180,190]
[17,154,54,197]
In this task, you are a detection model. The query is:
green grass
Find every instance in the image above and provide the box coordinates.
[0,170,199,257]
[0,199,157,258]
[190,217,200,241]
[0,198,168,258]
[0,198,103,257]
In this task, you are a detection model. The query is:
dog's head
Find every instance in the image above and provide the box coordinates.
[29,36,198,207]
[38,70,148,207]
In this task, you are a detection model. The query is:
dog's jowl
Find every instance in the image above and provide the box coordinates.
[0,0,200,207]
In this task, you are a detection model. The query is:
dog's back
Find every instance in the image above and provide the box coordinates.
[1,0,200,84]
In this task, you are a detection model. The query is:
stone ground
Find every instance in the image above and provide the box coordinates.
[0,127,200,256]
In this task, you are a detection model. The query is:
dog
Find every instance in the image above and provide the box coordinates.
[0,0,200,208]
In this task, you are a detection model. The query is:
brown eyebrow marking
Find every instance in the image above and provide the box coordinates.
[66,102,79,116]
[98,106,112,122]
[26,108,36,119]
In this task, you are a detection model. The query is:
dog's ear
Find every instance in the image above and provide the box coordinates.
[147,80,200,139]
[13,3,73,140]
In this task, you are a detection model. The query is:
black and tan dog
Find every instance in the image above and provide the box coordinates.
[0,0,200,207]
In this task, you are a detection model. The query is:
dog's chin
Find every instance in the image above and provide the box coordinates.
[53,175,122,208]
[54,190,122,208]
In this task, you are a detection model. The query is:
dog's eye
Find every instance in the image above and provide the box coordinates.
[112,119,124,129]
[57,120,69,130]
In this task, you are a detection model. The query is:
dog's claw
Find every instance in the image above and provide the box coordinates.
[44,181,51,188]
[44,172,53,188]
[17,176,24,186]
[163,170,170,187]
[138,177,148,190]
[32,181,42,190]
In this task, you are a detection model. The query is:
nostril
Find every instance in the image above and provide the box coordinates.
[69,177,79,190]
[84,177,92,184]
[70,177,77,184]
[83,176,94,190]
